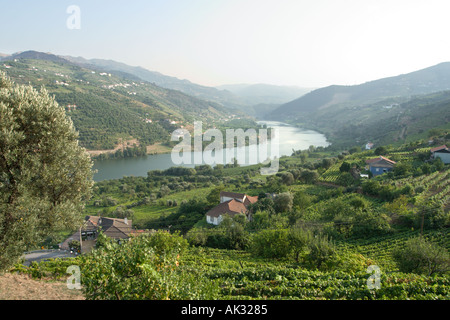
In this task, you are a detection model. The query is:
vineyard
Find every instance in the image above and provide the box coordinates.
[394,167,450,209]
[180,228,450,300]
[336,228,450,270]
[17,228,449,300]
[319,162,343,184]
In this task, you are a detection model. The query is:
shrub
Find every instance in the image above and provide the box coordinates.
[305,233,338,271]
[80,233,218,300]
[250,229,291,259]
[393,237,450,276]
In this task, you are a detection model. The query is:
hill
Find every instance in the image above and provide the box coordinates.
[62,55,312,117]
[216,83,313,105]
[267,62,450,148]
[62,55,245,110]
[0,51,234,150]
[216,83,313,119]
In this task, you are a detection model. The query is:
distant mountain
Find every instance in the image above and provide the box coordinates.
[267,62,450,148]
[62,55,245,109]
[269,62,450,120]
[2,50,69,64]
[217,83,314,105]
[0,51,234,150]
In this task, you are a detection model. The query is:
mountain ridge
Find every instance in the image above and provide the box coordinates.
[0,51,236,151]
[266,61,450,149]
[268,61,450,120]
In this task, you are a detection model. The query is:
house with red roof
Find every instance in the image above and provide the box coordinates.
[365,156,396,176]
[60,215,153,253]
[206,191,258,225]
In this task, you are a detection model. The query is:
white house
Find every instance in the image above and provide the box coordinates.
[431,145,450,164]
[206,192,258,225]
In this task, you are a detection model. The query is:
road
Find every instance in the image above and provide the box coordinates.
[22,250,77,266]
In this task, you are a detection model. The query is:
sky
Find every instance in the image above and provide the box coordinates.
[2,0,450,88]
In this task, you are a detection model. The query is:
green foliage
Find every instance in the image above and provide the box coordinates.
[305,233,338,271]
[339,161,351,172]
[11,257,80,280]
[80,233,219,300]
[393,237,450,276]
[273,192,294,213]
[250,229,292,259]
[206,184,225,206]
[374,146,388,156]
[0,72,93,271]
[147,230,189,256]
[336,172,355,187]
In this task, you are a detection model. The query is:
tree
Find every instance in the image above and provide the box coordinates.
[206,185,225,206]
[279,172,295,185]
[250,229,292,259]
[299,169,319,184]
[293,191,312,210]
[321,158,335,170]
[306,233,338,270]
[349,146,361,154]
[393,237,450,276]
[336,172,355,187]
[0,73,94,270]
[219,215,250,250]
[289,225,311,262]
[433,157,445,171]
[339,161,351,173]
[394,162,413,177]
[274,192,294,213]
[374,146,387,156]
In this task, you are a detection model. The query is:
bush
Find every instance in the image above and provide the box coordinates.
[393,237,450,276]
[147,230,189,256]
[305,233,338,271]
[80,233,218,300]
[250,229,291,259]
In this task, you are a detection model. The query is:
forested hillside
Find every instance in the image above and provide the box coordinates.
[0,52,235,150]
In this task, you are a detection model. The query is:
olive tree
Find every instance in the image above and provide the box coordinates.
[0,72,93,270]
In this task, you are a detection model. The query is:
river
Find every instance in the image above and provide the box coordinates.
[92,121,330,181]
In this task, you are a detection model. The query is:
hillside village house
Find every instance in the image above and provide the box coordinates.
[60,215,149,253]
[431,145,450,164]
[365,142,374,150]
[206,192,258,225]
[365,156,396,176]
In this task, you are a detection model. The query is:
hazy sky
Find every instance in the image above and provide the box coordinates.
[2,0,450,88]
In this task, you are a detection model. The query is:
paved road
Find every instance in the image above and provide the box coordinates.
[22,250,77,266]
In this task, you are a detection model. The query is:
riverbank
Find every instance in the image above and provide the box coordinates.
[87,141,173,158]
[91,122,330,181]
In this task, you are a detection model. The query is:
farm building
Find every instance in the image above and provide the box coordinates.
[206,192,258,225]
[365,156,396,176]
[431,145,450,164]
[60,215,151,254]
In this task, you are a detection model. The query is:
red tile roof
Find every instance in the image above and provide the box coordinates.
[431,145,448,153]
[206,199,249,218]
[365,156,396,165]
